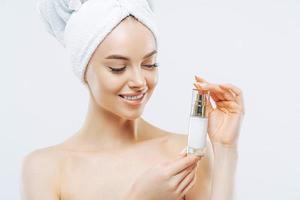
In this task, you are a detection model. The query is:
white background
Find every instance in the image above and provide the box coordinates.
[1,0,300,199]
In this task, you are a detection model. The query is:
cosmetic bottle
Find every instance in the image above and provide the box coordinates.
[186,88,210,157]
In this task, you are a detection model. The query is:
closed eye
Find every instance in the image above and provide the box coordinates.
[108,66,126,73]
[108,63,159,74]
[143,63,159,68]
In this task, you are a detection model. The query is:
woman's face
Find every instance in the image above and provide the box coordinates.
[85,16,158,120]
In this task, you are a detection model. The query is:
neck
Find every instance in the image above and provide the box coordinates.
[68,97,148,152]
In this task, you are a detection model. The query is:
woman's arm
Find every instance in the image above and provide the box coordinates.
[21,148,61,200]
[185,140,238,200]
[209,143,238,200]
[185,137,213,200]
[192,76,244,200]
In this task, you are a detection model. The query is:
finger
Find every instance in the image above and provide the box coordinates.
[174,157,200,177]
[216,100,243,114]
[179,173,197,198]
[209,91,223,102]
[219,89,236,101]
[220,83,242,96]
[177,167,197,195]
[219,84,243,103]
[219,84,245,114]
[171,162,197,186]
[195,82,226,101]
[219,84,237,98]
[166,155,201,177]
[194,82,242,116]
[194,75,208,83]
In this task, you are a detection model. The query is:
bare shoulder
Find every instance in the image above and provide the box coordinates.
[145,123,188,158]
[22,144,66,169]
[140,118,188,155]
[163,131,188,155]
[21,145,65,199]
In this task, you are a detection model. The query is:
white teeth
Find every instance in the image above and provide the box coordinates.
[122,93,144,101]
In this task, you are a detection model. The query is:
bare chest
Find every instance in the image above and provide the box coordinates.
[59,143,179,200]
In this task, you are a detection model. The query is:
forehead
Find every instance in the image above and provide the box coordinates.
[94,17,157,58]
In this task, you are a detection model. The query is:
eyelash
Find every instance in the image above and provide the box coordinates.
[108,63,159,73]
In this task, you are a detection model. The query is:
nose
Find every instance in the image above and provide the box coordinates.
[128,67,146,89]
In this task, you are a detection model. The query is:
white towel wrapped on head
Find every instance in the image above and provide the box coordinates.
[36,0,159,85]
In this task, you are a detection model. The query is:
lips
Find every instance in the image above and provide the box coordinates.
[119,91,147,97]
[118,92,146,106]
[118,92,145,99]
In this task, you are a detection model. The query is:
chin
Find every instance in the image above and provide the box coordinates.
[119,107,145,120]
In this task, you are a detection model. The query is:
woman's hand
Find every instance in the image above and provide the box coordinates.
[193,75,245,149]
[126,152,202,200]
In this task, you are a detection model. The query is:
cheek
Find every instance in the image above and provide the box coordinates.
[146,71,159,88]
[97,72,124,95]
[88,68,123,99]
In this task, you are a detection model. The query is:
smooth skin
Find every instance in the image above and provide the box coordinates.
[21,15,244,200]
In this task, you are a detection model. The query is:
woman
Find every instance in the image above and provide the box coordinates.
[21,0,245,200]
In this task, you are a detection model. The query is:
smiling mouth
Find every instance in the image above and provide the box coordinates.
[118,93,145,100]
[118,92,146,105]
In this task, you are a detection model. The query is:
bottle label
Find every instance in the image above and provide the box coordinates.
[187,117,208,149]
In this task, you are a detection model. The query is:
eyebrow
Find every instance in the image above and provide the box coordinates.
[105,50,157,60]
